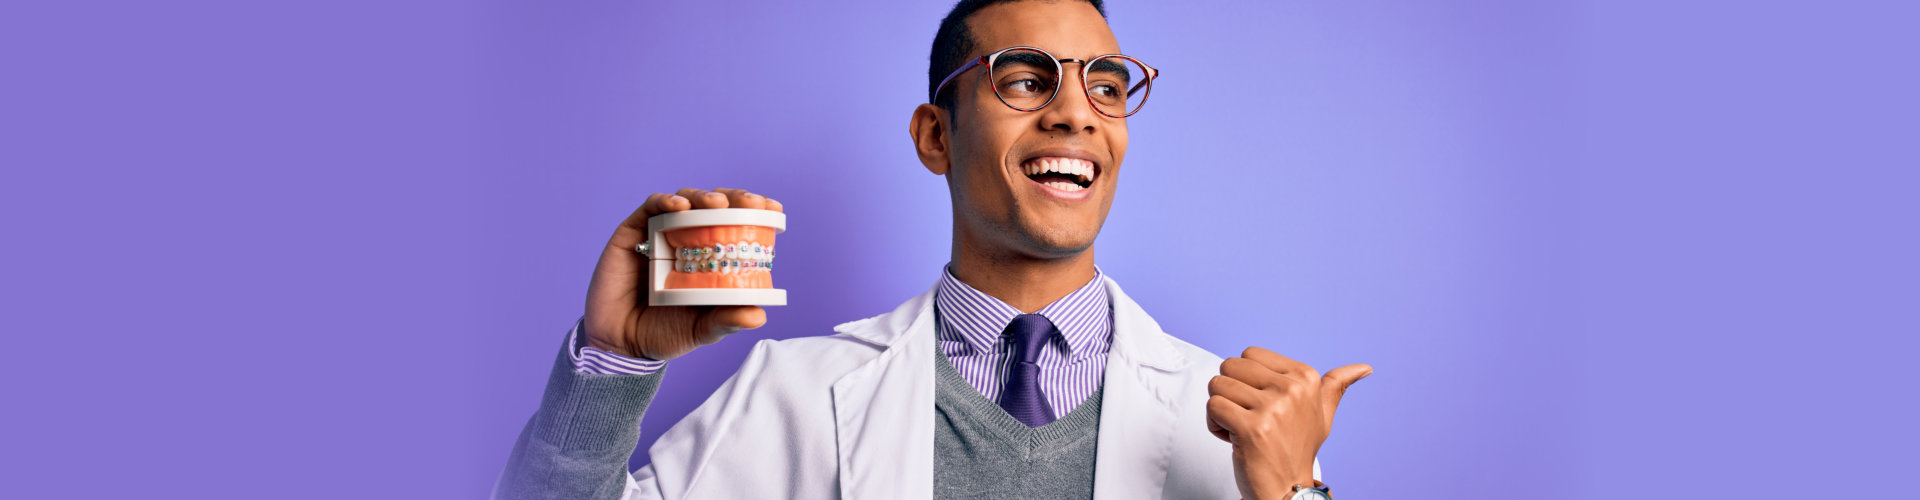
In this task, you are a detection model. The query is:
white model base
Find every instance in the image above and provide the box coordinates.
[648,288,787,307]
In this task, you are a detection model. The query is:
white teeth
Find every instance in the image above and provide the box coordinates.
[1024,158,1095,181]
[1043,181,1083,192]
[1023,157,1099,190]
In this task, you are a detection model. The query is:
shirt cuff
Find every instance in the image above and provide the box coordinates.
[567,317,667,375]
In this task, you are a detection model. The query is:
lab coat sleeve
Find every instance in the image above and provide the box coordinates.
[625,338,798,500]
[492,325,667,500]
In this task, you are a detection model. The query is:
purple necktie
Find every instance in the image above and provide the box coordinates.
[998,314,1058,427]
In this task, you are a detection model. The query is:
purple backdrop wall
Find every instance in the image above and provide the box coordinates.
[3,0,1913,498]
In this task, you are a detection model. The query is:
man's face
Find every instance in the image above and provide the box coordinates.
[940,1,1128,261]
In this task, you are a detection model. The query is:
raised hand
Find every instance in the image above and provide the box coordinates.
[581,187,784,361]
[1204,346,1371,499]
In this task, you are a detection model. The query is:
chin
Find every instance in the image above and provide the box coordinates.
[1013,221,1100,259]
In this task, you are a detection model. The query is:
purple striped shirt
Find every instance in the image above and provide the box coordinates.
[569,266,1117,419]
[569,317,667,375]
[934,265,1113,420]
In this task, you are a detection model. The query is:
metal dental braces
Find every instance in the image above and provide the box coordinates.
[671,242,774,273]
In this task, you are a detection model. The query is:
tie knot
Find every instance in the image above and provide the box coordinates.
[1002,314,1056,364]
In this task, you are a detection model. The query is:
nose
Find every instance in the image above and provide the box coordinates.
[1038,66,1101,134]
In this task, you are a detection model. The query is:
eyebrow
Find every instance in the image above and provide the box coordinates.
[991,51,1057,72]
[1086,58,1132,83]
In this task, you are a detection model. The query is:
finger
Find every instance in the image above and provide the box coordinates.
[677,188,729,209]
[611,194,689,248]
[1207,375,1265,409]
[1206,417,1230,443]
[1219,357,1286,391]
[707,305,767,330]
[641,192,693,217]
[689,305,766,347]
[712,188,768,211]
[1319,363,1374,421]
[611,194,665,254]
[764,196,784,213]
[1241,346,1315,381]
[1205,395,1246,443]
[604,194,691,278]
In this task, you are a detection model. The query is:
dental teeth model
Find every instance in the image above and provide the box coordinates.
[635,208,787,306]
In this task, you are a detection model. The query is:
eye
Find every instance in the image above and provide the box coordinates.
[999,74,1053,96]
[1089,84,1121,100]
[1010,79,1038,93]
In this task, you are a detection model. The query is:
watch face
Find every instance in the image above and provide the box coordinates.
[1290,488,1332,500]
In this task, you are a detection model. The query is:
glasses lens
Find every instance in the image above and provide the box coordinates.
[1085,56,1150,117]
[989,49,1060,111]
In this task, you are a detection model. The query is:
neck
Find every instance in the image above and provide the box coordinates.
[949,238,1099,314]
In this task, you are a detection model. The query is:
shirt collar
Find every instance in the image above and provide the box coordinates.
[933,263,1113,360]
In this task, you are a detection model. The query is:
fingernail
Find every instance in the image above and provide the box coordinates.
[669,195,686,203]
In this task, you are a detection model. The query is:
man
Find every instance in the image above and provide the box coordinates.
[494,1,1370,498]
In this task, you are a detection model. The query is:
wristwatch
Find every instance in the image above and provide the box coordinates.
[1287,483,1332,500]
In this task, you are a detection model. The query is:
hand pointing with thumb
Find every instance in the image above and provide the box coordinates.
[1204,346,1372,499]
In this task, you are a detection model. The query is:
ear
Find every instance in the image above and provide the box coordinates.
[909,103,952,175]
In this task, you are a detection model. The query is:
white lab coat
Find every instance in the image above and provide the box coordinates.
[620,276,1317,499]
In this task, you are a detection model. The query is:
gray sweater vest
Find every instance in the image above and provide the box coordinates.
[933,347,1105,499]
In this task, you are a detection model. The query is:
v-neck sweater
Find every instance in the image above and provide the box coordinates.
[933,345,1104,499]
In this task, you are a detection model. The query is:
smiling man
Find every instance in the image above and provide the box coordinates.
[493,1,1369,499]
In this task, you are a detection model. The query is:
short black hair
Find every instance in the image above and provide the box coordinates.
[928,0,1107,111]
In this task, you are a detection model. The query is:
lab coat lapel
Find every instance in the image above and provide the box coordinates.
[830,286,939,499]
[1092,277,1191,499]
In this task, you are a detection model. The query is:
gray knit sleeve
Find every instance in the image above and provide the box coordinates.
[492,326,666,500]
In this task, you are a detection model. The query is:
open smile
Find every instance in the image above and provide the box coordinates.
[1019,155,1098,199]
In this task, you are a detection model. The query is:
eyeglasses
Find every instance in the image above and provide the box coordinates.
[932,46,1160,118]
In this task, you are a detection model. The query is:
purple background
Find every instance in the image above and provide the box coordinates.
[3,0,1914,498]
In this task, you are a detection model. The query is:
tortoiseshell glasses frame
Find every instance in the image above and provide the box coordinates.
[931,45,1159,118]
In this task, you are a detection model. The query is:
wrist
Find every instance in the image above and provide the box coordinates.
[1243,471,1317,500]
[1259,479,1319,500]
[583,336,626,356]
[1279,465,1316,496]
[579,325,634,358]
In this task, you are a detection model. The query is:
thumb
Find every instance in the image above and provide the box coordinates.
[690,305,765,347]
[1319,363,1373,420]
